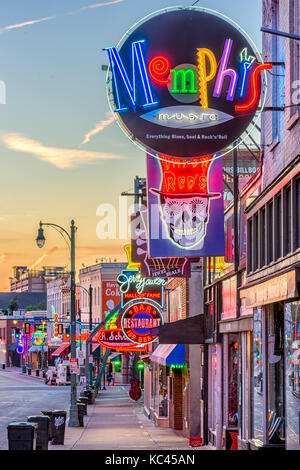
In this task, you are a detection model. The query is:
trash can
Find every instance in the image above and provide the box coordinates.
[27,368,31,375]
[27,415,50,450]
[22,365,26,374]
[77,403,85,427]
[41,411,54,440]
[2,363,5,370]
[78,397,88,415]
[83,389,95,404]
[50,410,67,445]
[35,370,40,377]
[7,422,37,450]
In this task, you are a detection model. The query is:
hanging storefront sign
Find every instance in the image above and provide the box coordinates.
[147,153,225,257]
[94,328,147,352]
[121,299,164,345]
[16,331,25,355]
[117,269,167,308]
[101,280,121,320]
[32,331,47,346]
[131,210,192,278]
[95,308,147,352]
[104,7,271,159]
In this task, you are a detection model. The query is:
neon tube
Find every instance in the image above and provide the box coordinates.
[235,63,272,112]
[213,38,238,101]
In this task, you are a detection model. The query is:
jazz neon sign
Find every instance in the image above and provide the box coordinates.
[104,39,272,113]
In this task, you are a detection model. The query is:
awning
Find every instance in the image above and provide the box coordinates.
[108,353,121,361]
[28,345,49,353]
[151,344,185,367]
[52,343,70,356]
[149,314,204,344]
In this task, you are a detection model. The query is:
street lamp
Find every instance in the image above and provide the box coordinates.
[35,219,79,427]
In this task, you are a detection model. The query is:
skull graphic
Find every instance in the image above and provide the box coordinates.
[160,195,209,248]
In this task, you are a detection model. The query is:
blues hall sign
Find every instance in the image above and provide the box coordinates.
[104,7,271,159]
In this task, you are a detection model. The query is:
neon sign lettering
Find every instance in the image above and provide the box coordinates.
[17,332,24,355]
[103,40,158,112]
[121,300,164,345]
[105,37,272,112]
[117,272,167,294]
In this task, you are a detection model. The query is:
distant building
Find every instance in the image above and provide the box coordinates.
[79,262,126,324]
[10,266,67,293]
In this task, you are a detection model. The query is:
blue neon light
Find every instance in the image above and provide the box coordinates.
[104,40,158,112]
[239,61,253,98]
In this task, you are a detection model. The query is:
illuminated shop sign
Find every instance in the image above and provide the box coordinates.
[147,153,225,257]
[121,299,164,345]
[32,331,46,346]
[104,7,271,159]
[130,211,192,278]
[16,332,25,355]
[117,269,167,308]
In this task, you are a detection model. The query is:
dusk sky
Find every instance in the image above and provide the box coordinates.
[0,0,261,290]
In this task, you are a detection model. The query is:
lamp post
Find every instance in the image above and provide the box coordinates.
[36,220,80,427]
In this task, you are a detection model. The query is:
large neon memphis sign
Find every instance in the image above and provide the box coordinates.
[105,40,270,113]
[104,7,272,159]
[147,153,225,258]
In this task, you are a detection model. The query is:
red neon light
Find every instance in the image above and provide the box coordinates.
[159,156,213,195]
[235,63,272,112]
[148,56,170,84]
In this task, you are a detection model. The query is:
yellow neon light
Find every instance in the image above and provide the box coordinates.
[197,48,217,110]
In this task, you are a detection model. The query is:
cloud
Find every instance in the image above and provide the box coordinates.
[30,246,58,269]
[0,16,56,35]
[81,112,115,145]
[0,254,7,265]
[0,132,124,169]
[82,0,125,9]
[0,1,125,35]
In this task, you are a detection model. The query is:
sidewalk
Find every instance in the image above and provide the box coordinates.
[49,386,215,451]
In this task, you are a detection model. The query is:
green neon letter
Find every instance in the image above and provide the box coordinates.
[170,68,197,94]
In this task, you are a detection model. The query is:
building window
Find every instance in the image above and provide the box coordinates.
[252,307,263,442]
[297,178,300,249]
[275,193,282,259]
[284,184,292,255]
[247,218,253,273]
[253,213,259,271]
[290,0,300,116]
[260,207,266,268]
[228,336,239,428]
[284,300,300,450]
[266,303,285,445]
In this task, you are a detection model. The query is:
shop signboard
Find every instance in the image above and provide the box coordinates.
[147,154,225,257]
[131,210,192,277]
[94,327,147,352]
[104,7,271,159]
[101,280,121,320]
[69,358,78,375]
[117,269,167,308]
[121,299,164,345]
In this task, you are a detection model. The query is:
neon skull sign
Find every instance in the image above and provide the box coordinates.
[150,155,221,249]
[104,7,271,159]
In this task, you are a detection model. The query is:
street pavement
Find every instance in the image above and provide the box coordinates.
[0,367,74,450]
[0,368,214,451]
[50,386,214,451]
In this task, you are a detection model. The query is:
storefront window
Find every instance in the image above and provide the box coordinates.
[158,365,168,417]
[228,335,239,427]
[285,301,300,450]
[266,304,285,445]
[252,307,263,442]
